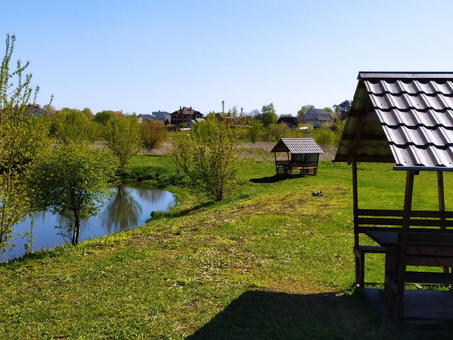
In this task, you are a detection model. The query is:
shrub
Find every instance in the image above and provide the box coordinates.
[313,128,335,147]
[171,116,239,201]
[262,123,291,142]
[247,120,262,143]
[140,121,167,150]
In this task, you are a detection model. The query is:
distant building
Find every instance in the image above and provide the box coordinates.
[277,117,299,129]
[137,113,153,123]
[302,108,331,127]
[170,107,203,126]
[24,104,47,117]
[152,110,171,122]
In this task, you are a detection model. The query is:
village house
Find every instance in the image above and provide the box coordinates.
[302,108,331,127]
[277,116,299,129]
[152,110,171,122]
[170,107,203,126]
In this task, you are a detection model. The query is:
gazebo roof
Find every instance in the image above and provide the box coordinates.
[335,72,453,171]
[271,138,324,154]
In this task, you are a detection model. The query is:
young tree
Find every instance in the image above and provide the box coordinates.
[30,143,119,245]
[140,121,167,150]
[261,103,277,127]
[247,120,262,143]
[172,116,239,201]
[104,115,141,167]
[54,109,93,143]
[0,34,50,254]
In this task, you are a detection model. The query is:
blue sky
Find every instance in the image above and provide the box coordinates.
[2,0,453,115]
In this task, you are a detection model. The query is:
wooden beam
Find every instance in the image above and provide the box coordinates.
[334,155,395,163]
[347,121,366,165]
[437,171,449,275]
[353,159,359,246]
[395,170,415,324]
[342,134,388,141]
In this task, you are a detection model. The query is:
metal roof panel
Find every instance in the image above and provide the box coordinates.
[271,138,324,154]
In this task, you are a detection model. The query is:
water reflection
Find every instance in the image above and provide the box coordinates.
[2,184,175,261]
[102,185,142,233]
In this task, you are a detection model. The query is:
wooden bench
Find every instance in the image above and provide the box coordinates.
[353,209,453,288]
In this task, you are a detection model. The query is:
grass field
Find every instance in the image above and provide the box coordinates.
[1,153,453,339]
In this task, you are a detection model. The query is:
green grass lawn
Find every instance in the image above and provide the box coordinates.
[1,155,452,339]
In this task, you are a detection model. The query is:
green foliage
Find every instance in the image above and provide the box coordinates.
[261,103,278,127]
[333,119,345,145]
[172,117,239,201]
[104,115,141,167]
[262,123,291,142]
[82,108,94,120]
[30,143,119,245]
[247,120,262,143]
[324,107,333,113]
[95,110,116,125]
[0,34,50,254]
[139,121,167,150]
[313,127,335,147]
[54,109,94,143]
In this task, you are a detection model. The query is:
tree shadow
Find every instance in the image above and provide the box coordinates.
[187,290,393,340]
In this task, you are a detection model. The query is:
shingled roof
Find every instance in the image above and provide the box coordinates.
[334,72,453,171]
[271,138,324,154]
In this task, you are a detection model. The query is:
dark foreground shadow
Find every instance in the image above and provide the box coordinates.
[187,290,390,340]
[250,176,301,184]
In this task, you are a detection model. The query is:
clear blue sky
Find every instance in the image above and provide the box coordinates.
[2,0,453,115]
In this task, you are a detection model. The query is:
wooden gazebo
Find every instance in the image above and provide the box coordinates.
[335,72,453,325]
[271,138,323,177]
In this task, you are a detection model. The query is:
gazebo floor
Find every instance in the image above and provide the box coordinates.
[362,288,453,321]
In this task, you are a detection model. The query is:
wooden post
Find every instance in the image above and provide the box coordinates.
[438,171,449,276]
[352,159,362,286]
[394,170,415,324]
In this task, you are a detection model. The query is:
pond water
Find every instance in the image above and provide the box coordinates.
[1,184,175,261]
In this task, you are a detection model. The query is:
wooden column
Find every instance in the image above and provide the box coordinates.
[438,171,449,275]
[394,170,415,324]
[352,159,362,286]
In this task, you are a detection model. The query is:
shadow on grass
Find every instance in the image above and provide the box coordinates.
[187,290,391,340]
[250,175,304,184]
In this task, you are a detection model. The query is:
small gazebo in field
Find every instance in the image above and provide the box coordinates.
[335,71,453,325]
[271,138,323,176]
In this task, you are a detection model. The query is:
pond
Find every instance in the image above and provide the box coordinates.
[1,184,175,261]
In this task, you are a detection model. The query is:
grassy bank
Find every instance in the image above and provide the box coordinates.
[1,155,452,339]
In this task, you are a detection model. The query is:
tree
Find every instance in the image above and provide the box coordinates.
[55,109,93,143]
[249,109,261,117]
[30,143,118,245]
[0,34,50,254]
[140,121,167,150]
[297,105,314,121]
[261,103,277,127]
[172,116,239,201]
[82,108,94,120]
[247,120,262,143]
[324,107,333,114]
[104,115,141,167]
[95,110,116,125]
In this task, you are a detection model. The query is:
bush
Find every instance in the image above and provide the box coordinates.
[262,123,291,142]
[171,116,239,201]
[247,120,262,143]
[313,128,335,147]
[140,121,167,150]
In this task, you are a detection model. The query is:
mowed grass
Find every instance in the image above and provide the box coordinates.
[1,155,453,339]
